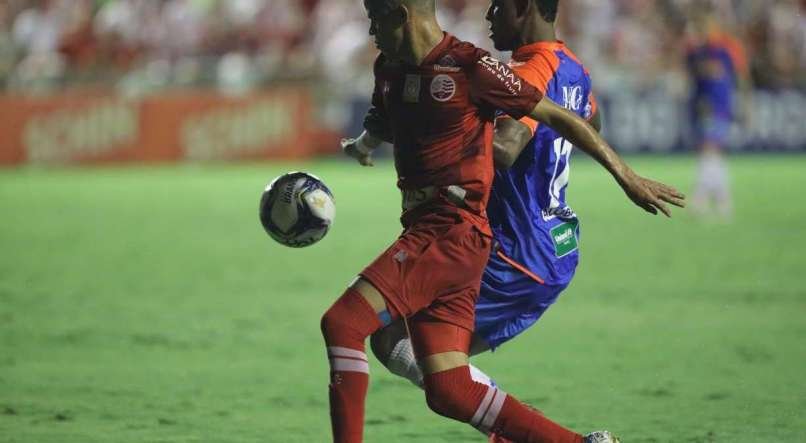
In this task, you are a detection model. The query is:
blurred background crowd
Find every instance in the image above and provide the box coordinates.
[1,0,803,96]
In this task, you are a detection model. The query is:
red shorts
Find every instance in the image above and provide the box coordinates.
[360,210,492,334]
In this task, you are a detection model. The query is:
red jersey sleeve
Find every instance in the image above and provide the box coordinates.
[467,51,543,120]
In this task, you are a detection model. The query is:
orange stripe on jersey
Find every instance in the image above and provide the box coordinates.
[496,250,545,285]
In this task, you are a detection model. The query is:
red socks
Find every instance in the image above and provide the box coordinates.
[321,290,582,443]
[320,289,383,443]
[491,395,584,443]
[423,367,583,443]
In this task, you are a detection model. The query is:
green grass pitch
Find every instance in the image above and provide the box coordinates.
[1,155,804,442]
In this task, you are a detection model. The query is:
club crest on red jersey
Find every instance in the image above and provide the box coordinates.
[430,74,456,102]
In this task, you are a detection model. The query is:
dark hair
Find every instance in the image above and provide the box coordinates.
[364,0,402,17]
[536,0,559,23]
[365,0,435,15]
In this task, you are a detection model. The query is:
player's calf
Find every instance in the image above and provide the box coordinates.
[422,366,584,443]
[320,288,385,443]
[424,366,489,422]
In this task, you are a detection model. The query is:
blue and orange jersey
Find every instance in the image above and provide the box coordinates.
[487,41,596,286]
[686,31,748,119]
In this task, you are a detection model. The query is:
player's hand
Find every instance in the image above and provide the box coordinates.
[340,137,374,167]
[618,170,686,217]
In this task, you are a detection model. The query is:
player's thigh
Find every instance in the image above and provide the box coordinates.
[408,313,472,375]
[361,217,490,323]
[469,333,492,356]
[347,277,389,315]
[406,220,491,299]
[357,222,444,317]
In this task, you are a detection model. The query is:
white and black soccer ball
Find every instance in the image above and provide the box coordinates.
[259,172,335,248]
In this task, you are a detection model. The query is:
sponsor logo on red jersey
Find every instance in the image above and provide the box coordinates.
[478,55,523,95]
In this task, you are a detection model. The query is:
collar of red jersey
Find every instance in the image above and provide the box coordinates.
[418,32,453,67]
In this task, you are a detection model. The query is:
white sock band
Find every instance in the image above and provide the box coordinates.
[470,385,508,433]
[328,346,369,374]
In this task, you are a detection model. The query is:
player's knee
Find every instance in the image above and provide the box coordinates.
[319,308,340,340]
[320,304,359,343]
[370,321,407,366]
[369,331,392,366]
[320,289,382,345]
[423,370,476,422]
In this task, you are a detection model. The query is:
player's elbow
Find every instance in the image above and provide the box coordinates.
[493,143,519,169]
[493,119,532,169]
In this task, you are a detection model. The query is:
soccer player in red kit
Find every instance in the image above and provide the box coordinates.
[323,0,680,442]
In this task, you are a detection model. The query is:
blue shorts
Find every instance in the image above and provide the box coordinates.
[695,115,732,147]
[474,253,574,350]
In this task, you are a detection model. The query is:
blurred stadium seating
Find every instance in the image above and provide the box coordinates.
[0,0,804,165]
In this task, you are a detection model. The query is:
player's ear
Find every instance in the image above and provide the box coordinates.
[396,3,410,27]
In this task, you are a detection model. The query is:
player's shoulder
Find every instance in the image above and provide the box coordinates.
[510,42,593,92]
[439,35,499,71]
[512,48,560,79]
[373,53,392,74]
[557,45,589,74]
[513,42,590,76]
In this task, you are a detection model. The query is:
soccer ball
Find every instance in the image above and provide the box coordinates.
[259,172,335,248]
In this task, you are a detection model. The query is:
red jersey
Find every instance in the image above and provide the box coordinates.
[364,33,543,234]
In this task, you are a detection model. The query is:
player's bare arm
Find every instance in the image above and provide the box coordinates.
[530,97,686,216]
[341,106,392,167]
[492,118,533,169]
[494,108,603,170]
[341,130,383,167]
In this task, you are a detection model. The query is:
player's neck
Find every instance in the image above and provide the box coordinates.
[515,22,557,50]
[400,19,444,66]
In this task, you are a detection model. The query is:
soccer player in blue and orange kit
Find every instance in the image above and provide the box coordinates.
[327,0,684,442]
[686,4,750,219]
[362,1,685,442]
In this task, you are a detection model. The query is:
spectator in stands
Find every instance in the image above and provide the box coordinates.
[9,0,66,91]
[0,1,17,88]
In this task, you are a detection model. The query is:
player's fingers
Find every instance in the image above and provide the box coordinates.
[661,194,686,208]
[660,185,686,199]
[657,192,686,208]
[639,200,658,215]
[670,188,686,199]
[646,179,685,200]
[654,199,672,217]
